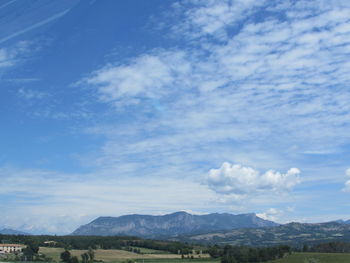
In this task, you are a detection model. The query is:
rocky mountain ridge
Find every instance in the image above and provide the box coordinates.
[179,221,350,246]
[0,228,29,235]
[71,211,278,238]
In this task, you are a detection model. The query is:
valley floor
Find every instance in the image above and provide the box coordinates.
[39,247,213,262]
[267,252,350,263]
[5,250,350,263]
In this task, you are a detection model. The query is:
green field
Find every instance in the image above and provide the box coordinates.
[0,260,219,263]
[38,247,212,263]
[131,259,219,263]
[267,252,350,263]
[128,246,169,254]
[4,254,350,263]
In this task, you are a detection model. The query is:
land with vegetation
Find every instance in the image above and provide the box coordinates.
[267,252,350,263]
[180,222,350,246]
[71,212,277,238]
[2,233,350,263]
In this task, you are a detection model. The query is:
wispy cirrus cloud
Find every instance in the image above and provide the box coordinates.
[85,51,191,107]
[18,88,48,100]
[83,0,350,165]
[0,166,216,234]
[75,0,350,225]
[0,41,31,69]
[171,0,268,41]
[3,0,350,233]
[0,48,13,68]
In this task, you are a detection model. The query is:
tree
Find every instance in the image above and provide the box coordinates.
[208,245,221,258]
[22,247,35,261]
[71,256,79,263]
[81,252,89,263]
[88,247,95,261]
[303,244,309,252]
[60,250,72,263]
[221,254,237,263]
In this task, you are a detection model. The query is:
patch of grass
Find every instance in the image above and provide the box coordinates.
[39,247,210,262]
[267,252,350,263]
[127,246,169,254]
[129,259,219,263]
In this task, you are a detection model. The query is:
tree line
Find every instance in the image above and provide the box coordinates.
[60,247,95,263]
[302,241,350,253]
[0,234,192,253]
[208,244,291,263]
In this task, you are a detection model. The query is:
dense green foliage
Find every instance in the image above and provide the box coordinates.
[306,242,350,253]
[4,233,350,263]
[182,222,350,247]
[207,245,290,263]
[0,234,192,254]
[266,252,350,263]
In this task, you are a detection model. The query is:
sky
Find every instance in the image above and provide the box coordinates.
[1,0,350,234]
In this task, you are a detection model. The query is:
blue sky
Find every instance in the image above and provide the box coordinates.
[1,0,350,234]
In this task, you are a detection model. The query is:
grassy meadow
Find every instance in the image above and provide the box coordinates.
[5,250,350,263]
[39,247,213,263]
[33,249,350,263]
[267,252,350,263]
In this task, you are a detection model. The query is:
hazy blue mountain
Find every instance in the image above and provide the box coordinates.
[71,211,278,238]
[181,222,350,246]
[330,219,350,225]
[0,228,29,235]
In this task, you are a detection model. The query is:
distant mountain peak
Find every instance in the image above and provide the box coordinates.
[72,211,278,238]
[0,228,29,235]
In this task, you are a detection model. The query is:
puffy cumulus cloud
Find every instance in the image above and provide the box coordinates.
[257,208,282,222]
[208,162,300,195]
[85,51,191,106]
[80,0,350,214]
[343,168,350,192]
[346,169,350,177]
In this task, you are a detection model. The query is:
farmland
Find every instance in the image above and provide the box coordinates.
[267,252,350,263]
[39,247,212,263]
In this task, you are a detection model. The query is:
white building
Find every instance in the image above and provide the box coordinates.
[0,244,26,253]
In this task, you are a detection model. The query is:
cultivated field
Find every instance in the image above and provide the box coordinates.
[39,247,212,263]
[267,252,350,263]
[131,259,219,263]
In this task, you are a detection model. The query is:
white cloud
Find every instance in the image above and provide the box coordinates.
[72,4,350,230]
[346,169,350,177]
[207,162,300,195]
[18,88,48,100]
[0,48,14,68]
[0,41,31,69]
[173,0,267,40]
[257,208,282,222]
[83,0,350,158]
[343,168,350,192]
[0,166,217,234]
[85,51,191,106]
[5,0,349,231]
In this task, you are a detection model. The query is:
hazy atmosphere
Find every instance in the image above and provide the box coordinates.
[1,0,350,235]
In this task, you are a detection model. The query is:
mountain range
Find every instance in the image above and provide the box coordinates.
[180,221,350,246]
[71,212,350,246]
[71,211,278,238]
[334,219,350,224]
[0,228,29,235]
